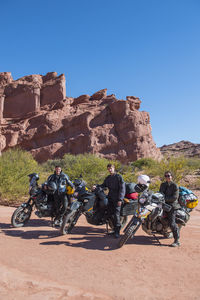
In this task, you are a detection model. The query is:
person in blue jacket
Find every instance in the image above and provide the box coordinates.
[47,165,74,225]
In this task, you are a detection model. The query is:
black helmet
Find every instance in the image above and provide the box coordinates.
[46,181,57,194]
[135,183,148,193]
[74,179,83,187]
[28,173,39,181]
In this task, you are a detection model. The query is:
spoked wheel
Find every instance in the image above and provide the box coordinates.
[11,205,32,228]
[60,210,80,235]
[118,222,140,248]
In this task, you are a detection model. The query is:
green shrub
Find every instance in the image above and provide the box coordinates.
[1,148,199,205]
[185,158,200,170]
[0,149,39,201]
[41,154,114,188]
[131,158,159,170]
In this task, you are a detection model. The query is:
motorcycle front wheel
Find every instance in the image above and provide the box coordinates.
[118,222,140,248]
[60,210,80,235]
[11,205,32,228]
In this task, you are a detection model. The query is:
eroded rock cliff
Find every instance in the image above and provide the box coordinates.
[0,72,162,163]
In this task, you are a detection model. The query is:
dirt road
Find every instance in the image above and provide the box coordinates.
[0,192,200,300]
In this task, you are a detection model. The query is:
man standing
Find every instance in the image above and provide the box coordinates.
[99,164,126,238]
[159,171,181,247]
[47,166,74,225]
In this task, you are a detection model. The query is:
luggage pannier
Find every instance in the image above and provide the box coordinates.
[121,200,137,216]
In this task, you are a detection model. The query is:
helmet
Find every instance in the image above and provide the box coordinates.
[137,175,150,187]
[66,185,75,195]
[28,173,39,181]
[46,181,57,194]
[74,179,83,187]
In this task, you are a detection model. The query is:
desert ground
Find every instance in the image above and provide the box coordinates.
[0,191,200,300]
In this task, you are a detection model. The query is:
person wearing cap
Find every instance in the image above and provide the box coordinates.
[159,171,181,247]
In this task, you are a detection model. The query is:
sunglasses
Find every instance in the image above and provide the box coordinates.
[165,174,171,178]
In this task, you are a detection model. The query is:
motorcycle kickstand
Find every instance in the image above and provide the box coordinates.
[106,222,109,234]
[153,234,162,246]
[51,217,55,227]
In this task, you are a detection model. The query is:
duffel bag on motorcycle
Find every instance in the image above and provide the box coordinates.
[178,186,198,209]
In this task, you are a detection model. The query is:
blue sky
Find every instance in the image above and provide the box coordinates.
[1,0,200,147]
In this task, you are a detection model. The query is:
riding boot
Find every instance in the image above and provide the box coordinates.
[114,226,121,238]
[170,228,180,247]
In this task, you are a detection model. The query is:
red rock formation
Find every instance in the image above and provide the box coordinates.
[0,72,162,162]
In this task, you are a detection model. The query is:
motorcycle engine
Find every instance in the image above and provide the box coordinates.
[156,222,163,232]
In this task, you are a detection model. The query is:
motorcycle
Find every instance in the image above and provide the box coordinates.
[118,189,198,248]
[11,173,62,228]
[60,178,139,235]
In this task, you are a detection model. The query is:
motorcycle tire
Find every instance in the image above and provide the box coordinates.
[11,205,32,228]
[60,210,80,235]
[118,223,140,248]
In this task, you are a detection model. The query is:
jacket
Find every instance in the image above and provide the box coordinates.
[100,173,126,203]
[159,181,180,209]
[47,171,74,193]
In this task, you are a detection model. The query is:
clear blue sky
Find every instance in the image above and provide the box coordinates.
[1,0,200,147]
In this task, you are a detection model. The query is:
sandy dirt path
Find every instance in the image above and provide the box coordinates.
[0,191,200,300]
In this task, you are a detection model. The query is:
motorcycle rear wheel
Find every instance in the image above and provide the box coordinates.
[60,210,80,235]
[11,205,32,228]
[118,223,140,248]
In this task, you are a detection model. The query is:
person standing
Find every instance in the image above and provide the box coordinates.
[98,164,126,238]
[159,171,181,247]
[47,165,74,225]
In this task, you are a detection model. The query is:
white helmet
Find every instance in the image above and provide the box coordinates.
[137,175,150,188]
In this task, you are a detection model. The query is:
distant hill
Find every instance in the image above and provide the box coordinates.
[159,141,200,158]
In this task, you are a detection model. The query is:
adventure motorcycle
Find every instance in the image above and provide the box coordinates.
[11,173,62,228]
[60,179,138,235]
[118,189,198,248]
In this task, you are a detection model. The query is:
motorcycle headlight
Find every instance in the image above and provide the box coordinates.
[139,197,146,204]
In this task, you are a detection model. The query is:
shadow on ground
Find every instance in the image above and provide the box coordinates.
[0,219,168,250]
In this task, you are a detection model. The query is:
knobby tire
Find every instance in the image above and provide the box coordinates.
[11,206,32,228]
[118,223,139,248]
[60,210,80,235]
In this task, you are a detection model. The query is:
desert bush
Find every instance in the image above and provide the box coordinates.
[157,156,188,184]
[185,158,200,170]
[41,154,115,188]
[1,148,199,205]
[131,158,159,171]
[0,149,39,201]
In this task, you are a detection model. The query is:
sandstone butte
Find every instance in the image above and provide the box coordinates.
[0,71,162,163]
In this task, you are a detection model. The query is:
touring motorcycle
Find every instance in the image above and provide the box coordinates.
[11,173,61,228]
[118,189,198,248]
[60,178,138,235]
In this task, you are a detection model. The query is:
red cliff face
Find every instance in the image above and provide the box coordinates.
[0,72,162,163]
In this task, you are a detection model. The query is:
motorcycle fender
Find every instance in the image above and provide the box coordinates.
[70,201,81,211]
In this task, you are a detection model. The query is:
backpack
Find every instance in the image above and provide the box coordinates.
[125,182,136,194]
[178,186,198,208]
[179,186,193,196]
